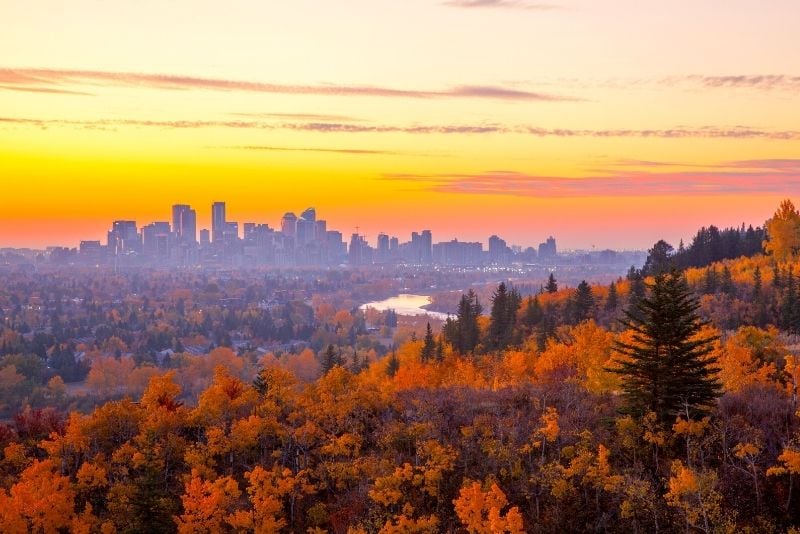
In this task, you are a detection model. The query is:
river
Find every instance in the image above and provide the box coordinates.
[360,294,452,321]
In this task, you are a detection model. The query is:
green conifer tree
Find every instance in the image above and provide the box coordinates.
[610,270,721,424]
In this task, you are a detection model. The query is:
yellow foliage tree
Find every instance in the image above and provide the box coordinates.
[764,199,800,262]
[453,480,525,534]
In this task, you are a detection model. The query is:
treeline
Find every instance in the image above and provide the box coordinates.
[644,223,765,275]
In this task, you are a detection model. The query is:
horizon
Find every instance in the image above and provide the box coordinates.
[2,0,799,249]
[0,198,775,252]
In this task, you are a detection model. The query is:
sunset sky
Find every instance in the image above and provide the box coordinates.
[2,0,800,250]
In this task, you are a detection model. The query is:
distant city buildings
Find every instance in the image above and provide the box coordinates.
[52,201,635,269]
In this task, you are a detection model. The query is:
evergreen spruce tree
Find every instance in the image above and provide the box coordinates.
[322,344,342,374]
[521,296,543,332]
[454,289,482,354]
[610,270,721,424]
[780,269,797,332]
[386,351,400,377]
[703,266,718,294]
[253,367,269,395]
[420,322,435,362]
[720,265,735,295]
[486,282,521,351]
[487,282,510,351]
[752,266,768,328]
[434,335,444,363]
[545,272,558,293]
[605,281,619,312]
[626,267,647,320]
[572,280,595,323]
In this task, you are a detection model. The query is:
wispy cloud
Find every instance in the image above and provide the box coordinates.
[0,85,93,96]
[385,161,800,197]
[0,68,574,102]
[229,112,363,122]
[3,115,800,141]
[443,0,560,10]
[222,145,399,155]
[679,75,800,91]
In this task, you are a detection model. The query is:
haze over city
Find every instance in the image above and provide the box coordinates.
[3,0,800,249]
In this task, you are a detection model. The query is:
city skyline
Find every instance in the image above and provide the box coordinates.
[45,200,594,269]
[2,0,799,250]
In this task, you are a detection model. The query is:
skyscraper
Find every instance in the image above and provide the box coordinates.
[410,230,433,264]
[281,212,298,238]
[212,202,226,243]
[172,204,197,244]
[107,220,141,254]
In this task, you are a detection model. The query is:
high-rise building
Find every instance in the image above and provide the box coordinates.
[281,212,298,238]
[315,220,327,242]
[172,204,197,244]
[300,207,316,222]
[377,233,390,263]
[199,229,210,247]
[433,239,483,266]
[410,230,433,264]
[538,236,557,259]
[488,235,511,264]
[142,222,172,257]
[348,233,372,265]
[212,202,226,243]
[107,220,141,254]
[243,223,256,240]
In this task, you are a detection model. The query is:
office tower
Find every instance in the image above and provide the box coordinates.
[296,218,316,247]
[538,236,557,259]
[172,204,197,244]
[142,222,172,257]
[433,239,483,266]
[326,231,346,264]
[410,230,433,264]
[79,240,105,263]
[348,233,372,265]
[212,202,226,243]
[107,220,140,254]
[281,212,297,238]
[314,220,327,242]
[377,233,390,262]
[488,235,510,264]
[199,229,210,247]
[300,207,316,222]
[223,222,239,242]
[243,223,256,240]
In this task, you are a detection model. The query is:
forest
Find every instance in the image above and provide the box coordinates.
[2,201,800,532]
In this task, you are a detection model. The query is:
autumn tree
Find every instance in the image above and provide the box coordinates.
[611,270,722,424]
[764,199,800,262]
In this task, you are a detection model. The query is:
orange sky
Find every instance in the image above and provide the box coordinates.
[1,0,799,249]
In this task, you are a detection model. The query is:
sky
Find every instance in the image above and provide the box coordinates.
[1,0,800,250]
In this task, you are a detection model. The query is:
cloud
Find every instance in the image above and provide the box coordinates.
[385,161,800,197]
[229,112,363,122]
[3,115,800,141]
[0,85,93,96]
[443,0,559,9]
[222,145,399,155]
[660,75,800,91]
[0,67,574,102]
